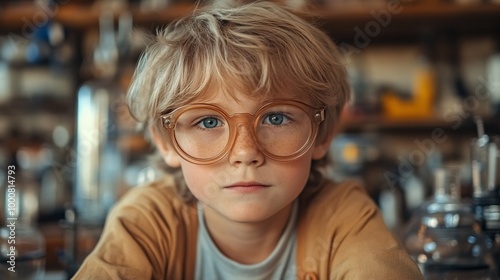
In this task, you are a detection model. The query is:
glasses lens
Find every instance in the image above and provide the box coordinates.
[256,104,312,157]
[171,103,315,161]
[173,108,229,159]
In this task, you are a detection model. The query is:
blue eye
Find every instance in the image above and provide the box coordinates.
[264,113,288,126]
[198,117,221,129]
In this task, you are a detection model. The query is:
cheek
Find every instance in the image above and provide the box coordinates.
[180,163,210,200]
[277,157,312,190]
[179,162,227,202]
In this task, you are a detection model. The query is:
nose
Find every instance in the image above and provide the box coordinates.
[228,123,265,166]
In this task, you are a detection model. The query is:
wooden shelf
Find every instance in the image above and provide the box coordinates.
[312,2,500,40]
[339,114,500,134]
[55,3,195,29]
[0,3,193,31]
[1,2,500,39]
[0,96,74,116]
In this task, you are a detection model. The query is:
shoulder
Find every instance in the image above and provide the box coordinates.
[73,176,198,279]
[298,179,374,222]
[113,176,196,219]
[297,178,380,240]
[296,179,424,279]
[108,175,198,244]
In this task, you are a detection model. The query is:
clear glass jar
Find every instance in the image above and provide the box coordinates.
[401,167,494,279]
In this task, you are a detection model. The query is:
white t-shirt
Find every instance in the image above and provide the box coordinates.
[195,201,298,280]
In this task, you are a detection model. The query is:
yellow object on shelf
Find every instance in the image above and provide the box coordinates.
[382,62,436,120]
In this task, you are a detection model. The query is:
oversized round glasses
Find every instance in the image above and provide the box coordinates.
[160,100,325,164]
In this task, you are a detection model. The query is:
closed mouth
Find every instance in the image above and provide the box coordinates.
[224,182,270,193]
[224,182,270,190]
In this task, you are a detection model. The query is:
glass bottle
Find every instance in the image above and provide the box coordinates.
[74,11,123,223]
[401,166,493,279]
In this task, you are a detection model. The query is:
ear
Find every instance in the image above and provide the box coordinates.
[149,127,182,168]
[311,130,335,160]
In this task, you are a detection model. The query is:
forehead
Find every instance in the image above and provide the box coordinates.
[191,91,265,114]
[190,82,306,106]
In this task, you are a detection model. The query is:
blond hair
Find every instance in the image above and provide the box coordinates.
[127,1,350,203]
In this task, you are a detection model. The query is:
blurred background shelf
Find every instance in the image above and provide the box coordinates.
[1,2,500,40]
[340,115,500,133]
[0,3,202,30]
[1,0,500,275]
[311,2,500,41]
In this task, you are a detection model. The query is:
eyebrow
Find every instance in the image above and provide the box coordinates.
[191,98,272,113]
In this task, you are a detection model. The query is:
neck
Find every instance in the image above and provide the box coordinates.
[202,203,294,264]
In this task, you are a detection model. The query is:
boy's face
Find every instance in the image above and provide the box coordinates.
[157,90,331,224]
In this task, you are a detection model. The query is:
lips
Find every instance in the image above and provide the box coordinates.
[224,182,270,193]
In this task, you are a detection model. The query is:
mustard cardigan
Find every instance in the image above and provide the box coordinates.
[73,177,423,280]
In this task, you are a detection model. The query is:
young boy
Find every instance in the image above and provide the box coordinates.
[73,2,422,279]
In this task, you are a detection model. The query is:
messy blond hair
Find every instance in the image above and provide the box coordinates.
[127,1,350,203]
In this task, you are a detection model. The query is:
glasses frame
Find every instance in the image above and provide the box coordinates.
[160,99,325,165]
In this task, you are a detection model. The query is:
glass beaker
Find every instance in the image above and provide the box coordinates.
[471,136,500,198]
[402,166,493,279]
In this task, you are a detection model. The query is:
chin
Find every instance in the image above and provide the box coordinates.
[222,203,286,224]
